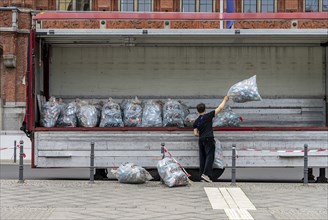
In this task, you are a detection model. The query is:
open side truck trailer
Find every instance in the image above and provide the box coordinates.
[24,12,328,181]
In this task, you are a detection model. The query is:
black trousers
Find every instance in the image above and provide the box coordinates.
[199,137,216,178]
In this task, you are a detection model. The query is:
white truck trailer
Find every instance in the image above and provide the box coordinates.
[24,12,328,181]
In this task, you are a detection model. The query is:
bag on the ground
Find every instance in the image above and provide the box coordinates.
[213,106,243,127]
[163,99,185,127]
[213,139,225,169]
[40,96,61,127]
[141,100,162,127]
[227,75,262,103]
[157,157,189,187]
[99,98,124,127]
[112,162,153,184]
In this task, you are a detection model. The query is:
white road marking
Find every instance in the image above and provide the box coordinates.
[204,187,230,209]
[204,187,256,220]
[219,188,239,209]
[224,208,254,220]
[225,188,256,210]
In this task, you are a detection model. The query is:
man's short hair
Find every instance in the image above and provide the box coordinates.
[196,103,206,113]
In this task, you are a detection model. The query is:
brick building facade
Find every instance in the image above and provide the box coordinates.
[0,0,327,130]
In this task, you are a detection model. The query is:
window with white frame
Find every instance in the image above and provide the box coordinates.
[244,0,257,12]
[57,0,91,11]
[182,0,214,12]
[261,0,274,12]
[324,0,328,11]
[138,0,152,12]
[120,0,153,12]
[121,0,134,11]
[305,0,319,12]
[182,0,196,12]
[200,0,213,12]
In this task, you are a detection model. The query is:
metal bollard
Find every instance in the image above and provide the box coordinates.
[161,143,165,159]
[231,144,236,186]
[14,140,17,163]
[160,143,165,184]
[303,144,308,185]
[18,140,24,183]
[89,142,95,184]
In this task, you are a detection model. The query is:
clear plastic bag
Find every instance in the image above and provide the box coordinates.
[184,112,199,127]
[227,75,262,103]
[180,101,190,119]
[76,100,99,127]
[213,106,242,127]
[112,162,153,184]
[141,100,162,127]
[123,97,143,127]
[163,99,185,127]
[40,97,61,127]
[213,139,224,169]
[99,98,124,127]
[56,101,78,127]
[157,157,189,187]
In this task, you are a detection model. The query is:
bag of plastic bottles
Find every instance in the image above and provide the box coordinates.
[76,100,99,127]
[100,98,124,127]
[123,97,143,127]
[180,101,190,119]
[184,112,199,127]
[213,106,243,127]
[112,162,153,184]
[157,157,189,187]
[227,75,262,103]
[141,100,162,127]
[56,101,78,127]
[163,99,185,127]
[213,139,224,169]
[40,97,61,127]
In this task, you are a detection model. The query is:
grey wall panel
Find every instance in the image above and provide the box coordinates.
[50,46,323,98]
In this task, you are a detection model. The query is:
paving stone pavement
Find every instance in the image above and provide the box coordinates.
[0,180,327,220]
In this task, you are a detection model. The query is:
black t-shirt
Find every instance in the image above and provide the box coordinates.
[193,111,215,139]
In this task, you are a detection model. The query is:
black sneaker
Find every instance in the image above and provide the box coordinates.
[201,174,213,183]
